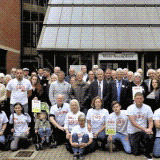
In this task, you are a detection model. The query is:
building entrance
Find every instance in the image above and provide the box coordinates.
[98,52,138,72]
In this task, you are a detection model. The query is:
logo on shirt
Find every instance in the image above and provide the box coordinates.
[135,112,145,121]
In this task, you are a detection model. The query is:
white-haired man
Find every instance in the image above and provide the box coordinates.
[109,68,130,110]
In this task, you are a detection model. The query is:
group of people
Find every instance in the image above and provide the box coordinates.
[0,66,160,160]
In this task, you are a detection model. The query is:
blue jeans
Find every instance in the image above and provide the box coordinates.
[0,135,5,144]
[38,128,52,137]
[153,137,160,158]
[112,132,131,154]
[72,133,89,154]
[97,130,107,141]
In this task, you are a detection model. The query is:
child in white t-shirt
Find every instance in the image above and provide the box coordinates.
[108,101,131,154]
[9,103,31,151]
[70,113,93,160]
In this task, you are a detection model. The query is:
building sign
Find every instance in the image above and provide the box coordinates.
[99,52,138,61]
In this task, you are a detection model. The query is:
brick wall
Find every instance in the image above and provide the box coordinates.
[0,0,21,73]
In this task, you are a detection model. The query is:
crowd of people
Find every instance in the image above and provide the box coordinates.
[0,65,160,159]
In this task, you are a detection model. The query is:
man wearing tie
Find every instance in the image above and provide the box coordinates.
[109,68,129,110]
[144,69,156,93]
[88,69,110,110]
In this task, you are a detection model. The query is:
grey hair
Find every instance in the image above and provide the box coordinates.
[147,69,155,76]
[96,69,104,75]
[133,72,142,79]
[128,71,133,75]
[70,99,80,111]
[116,68,123,73]
[78,113,86,120]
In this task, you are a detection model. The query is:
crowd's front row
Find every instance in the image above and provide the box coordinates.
[0,92,160,160]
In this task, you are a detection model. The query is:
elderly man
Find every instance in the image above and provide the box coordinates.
[144,69,156,93]
[70,72,90,114]
[23,68,30,80]
[109,68,130,110]
[81,65,88,82]
[127,71,134,82]
[156,68,160,79]
[54,66,61,75]
[89,69,110,110]
[49,94,70,145]
[123,68,129,80]
[10,68,17,79]
[65,68,76,83]
[49,71,70,105]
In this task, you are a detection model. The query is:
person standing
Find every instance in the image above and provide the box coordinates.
[49,71,70,105]
[109,68,130,110]
[6,69,32,114]
[88,69,110,110]
[70,72,89,114]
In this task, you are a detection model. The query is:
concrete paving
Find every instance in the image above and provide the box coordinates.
[0,144,154,160]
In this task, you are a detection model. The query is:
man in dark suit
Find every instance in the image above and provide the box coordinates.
[144,69,156,93]
[109,68,130,110]
[88,69,110,110]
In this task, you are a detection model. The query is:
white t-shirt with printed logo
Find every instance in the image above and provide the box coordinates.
[0,111,8,131]
[108,110,128,135]
[153,108,160,137]
[64,111,83,133]
[50,103,70,126]
[71,125,93,143]
[6,78,32,105]
[9,113,31,136]
[127,103,153,134]
[86,108,109,134]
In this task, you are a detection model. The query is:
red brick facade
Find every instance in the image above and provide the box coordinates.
[0,0,21,73]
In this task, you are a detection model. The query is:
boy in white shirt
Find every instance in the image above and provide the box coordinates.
[70,113,93,160]
[127,92,153,159]
[108,101,131,154]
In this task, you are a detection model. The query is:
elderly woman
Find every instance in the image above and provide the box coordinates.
[128,72,148,105]
[86,96,109,151]
[64,99,83,152]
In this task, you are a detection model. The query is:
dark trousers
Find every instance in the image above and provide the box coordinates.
[129,131,153,156]
[54,127,66,145]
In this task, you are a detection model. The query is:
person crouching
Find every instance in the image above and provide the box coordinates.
[70,113,93,160]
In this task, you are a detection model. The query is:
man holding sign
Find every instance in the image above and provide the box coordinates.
[107,101,131,154]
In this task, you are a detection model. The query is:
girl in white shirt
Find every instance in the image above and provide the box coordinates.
[87,96,109,151]
[9,103,31,151]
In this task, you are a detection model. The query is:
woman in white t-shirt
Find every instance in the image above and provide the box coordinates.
[64,99,83,139]
[64,99,83,152]
[9,103,31,151]
[86,96,109,151]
